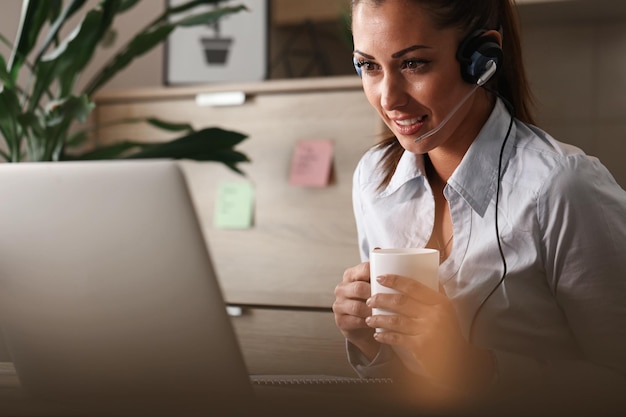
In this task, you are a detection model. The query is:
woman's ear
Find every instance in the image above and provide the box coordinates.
[483,29,503,47]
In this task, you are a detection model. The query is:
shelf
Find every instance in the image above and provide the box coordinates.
[93,75,362,104]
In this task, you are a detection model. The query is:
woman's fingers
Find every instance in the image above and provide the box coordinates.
[334,296,371,320]
[371,274,444,304]
[343,261,371,284]
[365,313,425,335]
[333,262,374,333]
[335,280,371,302]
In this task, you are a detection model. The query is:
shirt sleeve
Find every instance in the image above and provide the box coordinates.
[346,340,425,383]
[352,155,370,262]
[511,154,626,390]
[346,340,398,377]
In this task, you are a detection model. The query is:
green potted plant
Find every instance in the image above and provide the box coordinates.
[0,0,250,173]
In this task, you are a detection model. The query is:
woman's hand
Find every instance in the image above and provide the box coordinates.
[332,262,379,360]
[366,274,495,390]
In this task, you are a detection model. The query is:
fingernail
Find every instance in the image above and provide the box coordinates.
[366,297,373,306]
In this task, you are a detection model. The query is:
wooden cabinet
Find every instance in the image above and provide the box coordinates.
[93,76,380,376]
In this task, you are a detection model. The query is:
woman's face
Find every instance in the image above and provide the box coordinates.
[352,1,486,155]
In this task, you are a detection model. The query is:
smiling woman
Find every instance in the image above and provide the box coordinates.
[332,0,626,414]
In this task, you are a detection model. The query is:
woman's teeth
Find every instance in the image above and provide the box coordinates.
[396,116,426,126]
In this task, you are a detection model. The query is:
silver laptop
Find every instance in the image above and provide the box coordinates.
[0,159,399,417]
[0,159,256,415]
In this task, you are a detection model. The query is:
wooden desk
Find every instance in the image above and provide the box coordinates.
[0,362,416,417]
[4,360,625,417]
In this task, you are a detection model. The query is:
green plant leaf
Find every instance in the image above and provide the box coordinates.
[65,130,90,148]
[82,24,174,96]
[32,0,89,67]
[0,55,15,89]
[126,127,248,159]
[63,141,141,160]
[0,31,13,52]
[31,1,123,103]
[44,95,95,161]
[174,6,248,27]
[119,0,142,13]
[46,95,95,126]
[0,87,23,161]
[7,0,50,81]
[166,0,232,14]
[63,127,249,174]
[47,0,64,23]
[195,149,250,174]
[145,118,194,133]
[17,111,47,161]
[127,127,247,159]
[18,111,45,142]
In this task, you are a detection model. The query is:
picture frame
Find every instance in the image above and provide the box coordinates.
[164,0,269,85]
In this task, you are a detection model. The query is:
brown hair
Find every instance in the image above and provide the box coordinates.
[351,0,536,189]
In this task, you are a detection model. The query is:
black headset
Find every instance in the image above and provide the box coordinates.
[456,29,503,85]
[353,29,503,86]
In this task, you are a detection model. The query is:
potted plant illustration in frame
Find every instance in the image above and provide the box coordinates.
[165,0,267,84]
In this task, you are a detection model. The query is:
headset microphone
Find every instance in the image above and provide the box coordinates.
[414,60,497,143]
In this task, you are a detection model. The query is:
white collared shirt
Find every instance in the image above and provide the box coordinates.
[350,99,626,389]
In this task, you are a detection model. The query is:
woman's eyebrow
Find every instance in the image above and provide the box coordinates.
[353,50,374,59]
[354,45,433,60]
[391,45,432,58]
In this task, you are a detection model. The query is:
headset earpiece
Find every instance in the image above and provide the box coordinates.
[457,29,503,85]
[353,57,362,78]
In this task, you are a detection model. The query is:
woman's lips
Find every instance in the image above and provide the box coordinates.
[393,116,427,136]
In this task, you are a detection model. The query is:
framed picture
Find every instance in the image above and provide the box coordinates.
[164,0,268,85]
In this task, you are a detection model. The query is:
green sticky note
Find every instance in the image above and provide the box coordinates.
[214,181,254,229]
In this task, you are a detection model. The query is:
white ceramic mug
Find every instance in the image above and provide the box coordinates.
[369,248,440,374]
[369,248,439,319]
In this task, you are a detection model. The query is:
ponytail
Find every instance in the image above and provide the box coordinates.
[497,0,535,124]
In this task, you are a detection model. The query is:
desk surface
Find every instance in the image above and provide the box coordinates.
[0,362,420,417]
[4,362,626,417]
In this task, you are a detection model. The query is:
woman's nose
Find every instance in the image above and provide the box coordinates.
[380,74,409,111]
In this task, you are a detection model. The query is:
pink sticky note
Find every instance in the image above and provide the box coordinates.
[289,139,334,187]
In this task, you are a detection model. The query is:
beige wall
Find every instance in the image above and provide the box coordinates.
[520,7,626,188]
[0,0,624,187]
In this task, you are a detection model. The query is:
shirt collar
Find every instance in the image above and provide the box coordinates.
[448,98,516,217]
[378,149,426,198]
[377,99,515,217]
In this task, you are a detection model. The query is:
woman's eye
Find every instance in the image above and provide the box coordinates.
[356,60,380,73]
[403,59,430,71]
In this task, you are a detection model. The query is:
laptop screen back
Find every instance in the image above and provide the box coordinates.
[0,160,253,412]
